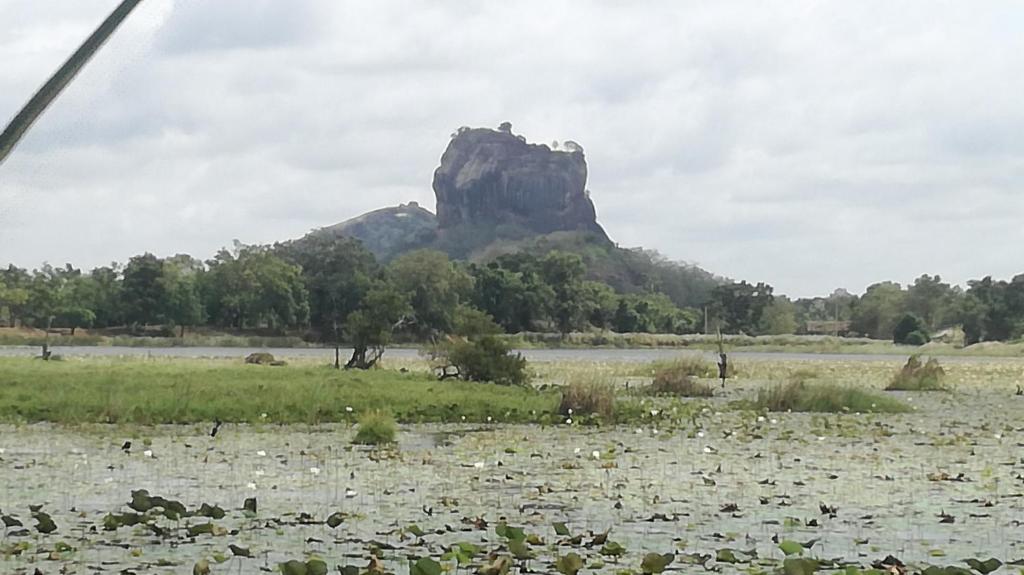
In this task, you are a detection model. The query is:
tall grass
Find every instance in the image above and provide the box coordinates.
[887,355,947,391]
[558,378,616,421]
[756,381,909,413]
[0,358,560,425]
[352,411,398,445]
[645,361,715,397]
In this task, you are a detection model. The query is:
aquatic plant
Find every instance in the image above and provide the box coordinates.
[352,410,398,445]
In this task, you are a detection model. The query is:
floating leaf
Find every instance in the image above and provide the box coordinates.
[784,558,820,575]
[965,559,1003,575]
[411,557,443,575]
[509,538,534,560]
[193,558,211,575]
[280,560,308,575]
[601,541,627,557]
[32,511,57,534]
[243,497,257,517]
[407,524,426,538]
[327,512,346,528]
[229,544,251,558]
[553,522,571,536]
[641,553,674,574]
[779,540,804,556]
[2,515,22,528]
[557,552,585,575]
[495,523,526,541]
[477,555,513,575]
[197,503,226,520]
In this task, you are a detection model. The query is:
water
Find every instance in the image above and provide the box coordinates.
[1,344,1021,364]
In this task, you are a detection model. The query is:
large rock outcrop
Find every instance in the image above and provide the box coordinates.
[432,125,608,238]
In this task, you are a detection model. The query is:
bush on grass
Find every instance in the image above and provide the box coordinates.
[756,381,908,413]
[887,355,947,391]
[352,411,397,446]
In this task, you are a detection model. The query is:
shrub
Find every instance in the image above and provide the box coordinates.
[647,357,716,378]
[646,365,714,397]
[903,330,929,346]
[756,382,908,413]
[893,314,930,345]
[352,411,397,446]
[887,355,947,391]
[435,336,529,386]
[558,379,616,420]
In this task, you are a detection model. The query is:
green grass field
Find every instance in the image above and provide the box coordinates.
[0,357,560,425]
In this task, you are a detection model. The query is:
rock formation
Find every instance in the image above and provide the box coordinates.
[432,125,608,238]
[305,202,437,261]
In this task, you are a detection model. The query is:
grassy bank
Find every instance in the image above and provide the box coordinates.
[0,358,560,425]
[5,326,1024,356]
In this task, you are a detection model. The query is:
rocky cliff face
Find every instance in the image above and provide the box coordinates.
[432,126,607,238]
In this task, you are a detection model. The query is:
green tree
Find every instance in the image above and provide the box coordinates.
[893,313,929,345]
[963,276,1011,342]
[122,253,168,327]
[849,282,906,339]
[0,265,32,327]
[161,255,205,337]
[204,245,308,331]
[280,236,377,355]
[709,281,774,334]
[388,250,471,338]
[345,281,411,369]
[84,264,124,328]
[469,262,551,333]
[757,297,798,335]
[539,251,587,336]
[905,274,960,331]
[582,281,618,330]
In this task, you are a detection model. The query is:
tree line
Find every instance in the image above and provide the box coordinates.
[1,239,1021,347]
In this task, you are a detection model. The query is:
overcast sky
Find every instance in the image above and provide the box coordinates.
[1,1,1022,297]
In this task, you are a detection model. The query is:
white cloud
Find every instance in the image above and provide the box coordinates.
[2,0,1023,297]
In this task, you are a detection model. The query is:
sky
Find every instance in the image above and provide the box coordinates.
[1,1,1022,298]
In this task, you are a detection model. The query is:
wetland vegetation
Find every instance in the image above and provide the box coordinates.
[0,353,1023,573]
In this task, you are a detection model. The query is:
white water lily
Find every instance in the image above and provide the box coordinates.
[817,436,825,441]
[652,428,659,435]
[650,409,659,417]
[565,418,573,424]
[697,431,705,438]
[309,467,321,475]
[635,428,644,434]
[487,416,493,422]
[247,482,257,490]
[254,469,265,477]
[567,408,574,415]
[703,446,713,453]
[994,433,1002,439]
[260,413,268,418]
[143,449,154,458]
[256,450,266,457]
[473,461,485,469]
[757,416,766,422]
[345,488,357,498]
[345,406,353,413]
[573,447,581,454]
[770,418,778,424]
[591,450,601,460]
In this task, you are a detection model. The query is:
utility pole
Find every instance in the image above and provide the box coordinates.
[0,0,144,167]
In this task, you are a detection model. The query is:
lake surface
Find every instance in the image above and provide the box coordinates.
[1,344,1020,364]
